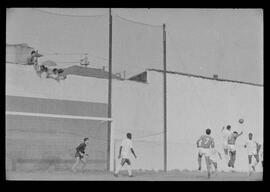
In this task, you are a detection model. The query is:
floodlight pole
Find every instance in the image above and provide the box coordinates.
[163,24,167,172]
[107,8,112,171]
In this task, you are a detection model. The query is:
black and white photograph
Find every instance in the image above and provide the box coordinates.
[5,8,263,181]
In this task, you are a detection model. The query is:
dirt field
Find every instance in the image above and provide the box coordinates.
[6,170,263,181]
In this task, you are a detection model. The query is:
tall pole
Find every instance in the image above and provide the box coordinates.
[107,8,112,171]
[163,24,167,172]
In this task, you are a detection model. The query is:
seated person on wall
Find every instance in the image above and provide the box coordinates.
[46,68,66,81]
[27,50,38,65]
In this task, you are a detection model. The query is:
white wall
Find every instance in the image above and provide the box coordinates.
[149,71,263,172]
[6,64,108,103]
[6,64,263,172]
[111,74,164,171]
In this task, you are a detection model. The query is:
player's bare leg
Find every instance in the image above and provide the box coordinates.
[126,159,133,177]
[211,160,218,174]
[248,155,254,176]
[254,154,260,168]
[230,151,236,172]
[127,165,133,177]
[228,151,232,167]
[198,153,202,171]
[72,157,80,172]
[81,159,87,173]
[205,156,211,178]
[114,159,125,177]
[224,148,229,164]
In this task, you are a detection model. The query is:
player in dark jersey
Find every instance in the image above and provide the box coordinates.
[72,137,89,172]
[196,129,215,178]
[227,131,243,170]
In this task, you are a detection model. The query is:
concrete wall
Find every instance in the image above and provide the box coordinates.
[111,74,164,171]
[6,64,263,172]
[150,71,263,172]
[6,64,109,171]
[6,64,108,103]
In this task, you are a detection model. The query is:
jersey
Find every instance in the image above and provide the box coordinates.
[75,143,86,159]
[120,138,133,159]
[76,143,86,154]
[222,128,232,145]
[198,135,214,149]
[245,140,257,155]
[227,134,237,145]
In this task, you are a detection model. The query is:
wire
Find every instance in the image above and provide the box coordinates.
[43,52,108,61]
[134,132,164,140]
[33,8,108,18]
[112,12,162,28]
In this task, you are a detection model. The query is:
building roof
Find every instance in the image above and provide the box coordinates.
[6,43,34,49]
[147,69,263,87]
[62,65,123,80]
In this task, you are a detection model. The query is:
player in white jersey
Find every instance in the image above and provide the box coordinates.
[221,125,232,164]
[244,133,261,175]
[259,145,263,169]
[114,133,137,177]
[227,131,243,169]
[196,129,215,178]
[209,148,222,174]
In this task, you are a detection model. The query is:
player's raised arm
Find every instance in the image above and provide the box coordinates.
[196,136,202,147]
[118,146,122,159]
[211,138,215,148]
[218,152,222,160]
[221,126,225,132]
[237,131,243,138]
[131,148,137,158]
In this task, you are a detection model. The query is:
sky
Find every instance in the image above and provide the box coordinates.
[6,8,263,84]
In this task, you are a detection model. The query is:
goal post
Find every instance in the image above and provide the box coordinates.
[6,110,113,172]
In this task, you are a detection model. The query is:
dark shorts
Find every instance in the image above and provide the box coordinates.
[75,152,83,160]
[120,158,131,166]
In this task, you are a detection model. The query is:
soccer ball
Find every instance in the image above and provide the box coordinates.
[239,119,244,124]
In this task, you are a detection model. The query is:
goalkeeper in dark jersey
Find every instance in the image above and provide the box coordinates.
[72,138,89,172]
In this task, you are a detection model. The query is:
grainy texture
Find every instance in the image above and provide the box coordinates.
[6,170,263,181]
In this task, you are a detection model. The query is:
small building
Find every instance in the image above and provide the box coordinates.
[6,43,34,64]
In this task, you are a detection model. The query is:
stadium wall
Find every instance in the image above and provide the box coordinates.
[6,64,263,173]
[148,70,263,172]
[6,64,109,172]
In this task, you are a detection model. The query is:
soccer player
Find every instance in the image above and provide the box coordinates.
[259,144,263,169]
[209,148,222,174]
[72,137,89,172]
[227,131,243,170]
[221,125,232,164]
[114,133,137,177]
[196,129,215,178]
[244,133,261,175]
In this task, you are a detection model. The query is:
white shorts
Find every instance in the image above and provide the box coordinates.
[227,144,236,152]
[248,150,257,156]
[198,148,210,157]
[222,141,229,150]
[210,155,219,163]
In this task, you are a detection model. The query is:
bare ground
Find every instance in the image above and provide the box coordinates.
[6,170,263,181]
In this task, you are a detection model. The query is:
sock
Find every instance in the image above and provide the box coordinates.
[249,164,253,172]
[115,165,122,174]
[127,165,132,176]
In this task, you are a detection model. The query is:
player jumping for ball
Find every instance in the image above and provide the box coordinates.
[196,128,215,178]
[114,133,137,177]
[221,125,232,164]
[72,137,89,172]
[244,133,261,176]
[227,131,243,170]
